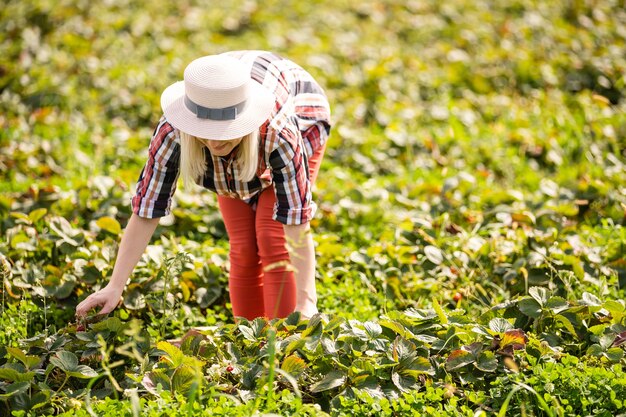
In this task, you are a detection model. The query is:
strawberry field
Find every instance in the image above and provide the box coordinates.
[1,0,625,416]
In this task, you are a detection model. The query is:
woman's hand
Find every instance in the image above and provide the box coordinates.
[75,284,124,318]
[74,214,160,319]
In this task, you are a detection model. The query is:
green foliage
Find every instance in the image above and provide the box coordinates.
[1,0,625,415]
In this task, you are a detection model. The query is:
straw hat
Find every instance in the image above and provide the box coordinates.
[160,55,274,140]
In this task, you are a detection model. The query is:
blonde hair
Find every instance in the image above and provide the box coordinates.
[179,130,259,188]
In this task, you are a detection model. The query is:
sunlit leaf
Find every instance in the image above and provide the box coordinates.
[489,318,513,334]
[364,321,382,338]
[70,365,99,379]
[581,292,602,307]
[445,349,475,371]
[424,245,444,265]
[529,287,548,306]
[432,298,448,324]
[171,365,199,394]
[238,325,256,342]
[156,341,185,367]
[281,355,307,378]
[96,216,122,234]
[499,330,528,352]
[28,208,47,223]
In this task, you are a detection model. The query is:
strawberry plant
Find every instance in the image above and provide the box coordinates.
[1,0,625,415]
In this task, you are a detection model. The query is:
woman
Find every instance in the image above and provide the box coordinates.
[75,51,331,320]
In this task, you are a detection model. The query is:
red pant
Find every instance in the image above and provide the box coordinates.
[217,145,325,320]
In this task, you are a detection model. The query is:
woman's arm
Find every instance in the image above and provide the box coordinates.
[75,214,160,317]
[283,222,318,318]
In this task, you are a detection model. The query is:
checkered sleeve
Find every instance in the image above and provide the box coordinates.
[130,117,181,218]
[269,126,315,225]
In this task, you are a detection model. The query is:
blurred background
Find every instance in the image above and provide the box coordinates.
[1,0,624,191]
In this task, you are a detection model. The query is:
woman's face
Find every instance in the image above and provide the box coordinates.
[202,137,243,156]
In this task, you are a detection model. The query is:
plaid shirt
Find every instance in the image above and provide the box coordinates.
[131,51,331,225]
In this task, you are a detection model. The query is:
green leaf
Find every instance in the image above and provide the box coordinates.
[391,370,419,392]
[324,316,345,332]
[400,356,435,376]
[320,336,337,354]
[432,297,448,324]
[171,365,198,394]
[349,251,369,265]
[0,368,19,381]
[29,208,47,223]
[48,217,81,246]
[303,319,323,351]
[54,278,77,300]
[604,300,626,321]
[29,391,51,410]
[50,351,79,372]
[96,216,122,235]
[555,314,578,338]
[156,341,185,367]
[392,337,417,362]
[147,369,171,392]
[606,347,624,363]
[0,381,30,399]
[518,297,542,318]
[545,296,569,314]
[0,368,35,383]
[250,317,268,338]
[301,316,323,338]
[7,348,40,370]
[352,374,383,397]
[586,344,603,357]
[489,318,513,333]
[475,351,498,372]
[380,320,412,339]
[424,245,443,265]
[599,333,615,350]
[310,370,346,393]
[90,317,125,333]
[10,212,31,224]
[195,287,221,308]
[285,337,306,356]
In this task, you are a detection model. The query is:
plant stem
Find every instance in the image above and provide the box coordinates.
[265,327,277,411]
[55,374,70,394]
